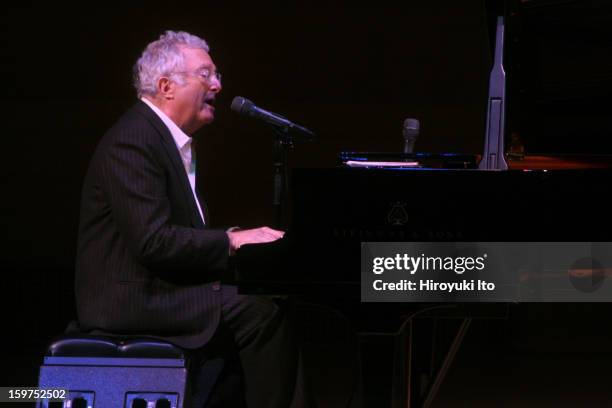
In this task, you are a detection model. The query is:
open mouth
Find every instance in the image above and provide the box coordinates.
[203,96,216,110]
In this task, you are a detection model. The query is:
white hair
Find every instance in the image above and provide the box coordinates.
[133,30,210,98]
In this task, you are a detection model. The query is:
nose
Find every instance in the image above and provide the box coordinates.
[209,77,222,93]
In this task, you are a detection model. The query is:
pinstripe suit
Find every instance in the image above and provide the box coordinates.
[76,100,315,407]
[75,100,230,349]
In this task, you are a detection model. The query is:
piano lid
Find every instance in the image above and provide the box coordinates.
[337,1,612,171]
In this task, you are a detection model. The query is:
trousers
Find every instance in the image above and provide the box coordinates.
[189,285,361,408]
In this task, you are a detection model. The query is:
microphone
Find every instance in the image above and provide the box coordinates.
[403,118,420,154]
[231,96,315,139]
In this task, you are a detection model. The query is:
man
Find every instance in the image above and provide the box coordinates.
[75,30,301,407]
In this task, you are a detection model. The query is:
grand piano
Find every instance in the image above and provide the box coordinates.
[234,1,612,407]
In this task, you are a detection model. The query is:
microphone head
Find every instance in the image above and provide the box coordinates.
[231,96,253,114]
[403,118,420,138]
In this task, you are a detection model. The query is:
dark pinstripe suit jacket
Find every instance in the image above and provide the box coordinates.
[75,100,229,349]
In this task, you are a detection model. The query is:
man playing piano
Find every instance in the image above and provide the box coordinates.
[75,30,303,407]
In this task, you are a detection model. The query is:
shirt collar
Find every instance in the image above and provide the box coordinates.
[141,96,192,151]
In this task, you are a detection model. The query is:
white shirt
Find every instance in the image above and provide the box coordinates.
[141,97,205,224]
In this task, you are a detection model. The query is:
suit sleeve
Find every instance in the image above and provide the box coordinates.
[97,128,230,276]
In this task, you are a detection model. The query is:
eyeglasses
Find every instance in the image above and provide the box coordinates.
[173,68,222,84]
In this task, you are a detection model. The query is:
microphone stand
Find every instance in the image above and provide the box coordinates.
[272,126,293,229]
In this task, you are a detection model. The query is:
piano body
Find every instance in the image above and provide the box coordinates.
[235,0,612,406]
[236,166,612,407]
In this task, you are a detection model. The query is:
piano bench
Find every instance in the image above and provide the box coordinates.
[37,334,208,408]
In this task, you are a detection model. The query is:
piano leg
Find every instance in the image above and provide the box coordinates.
[392,316,472,408]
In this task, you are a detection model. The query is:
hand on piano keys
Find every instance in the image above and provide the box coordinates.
[228,226,285,255]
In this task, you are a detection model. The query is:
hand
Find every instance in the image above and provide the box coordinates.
[227,226,285,253]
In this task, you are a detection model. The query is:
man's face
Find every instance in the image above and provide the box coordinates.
[172,47,222,135]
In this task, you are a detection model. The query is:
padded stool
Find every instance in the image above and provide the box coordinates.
[37,334,197,408]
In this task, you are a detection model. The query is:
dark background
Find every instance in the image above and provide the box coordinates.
[2,0,612,404]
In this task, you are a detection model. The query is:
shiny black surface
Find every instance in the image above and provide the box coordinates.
[235,167,612,293]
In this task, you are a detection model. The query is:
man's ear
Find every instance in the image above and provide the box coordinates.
[157,76,175,100]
